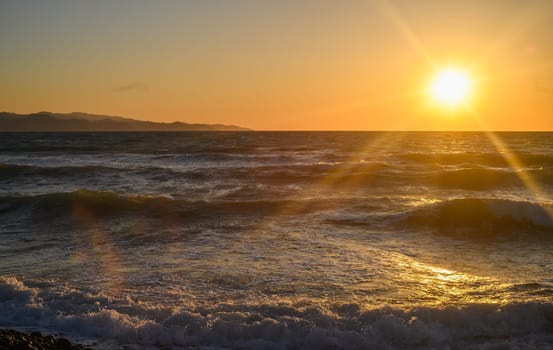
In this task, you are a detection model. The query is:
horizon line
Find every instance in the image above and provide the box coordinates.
[1,110,552,132]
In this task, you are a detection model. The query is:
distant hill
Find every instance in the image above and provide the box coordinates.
[0,112,251,131]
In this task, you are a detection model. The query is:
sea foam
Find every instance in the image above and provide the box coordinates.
[1,277,553,349]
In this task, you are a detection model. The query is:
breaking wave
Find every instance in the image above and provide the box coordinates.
[1,276,553,350]
[3,190,553,239]
[399,198,553,238]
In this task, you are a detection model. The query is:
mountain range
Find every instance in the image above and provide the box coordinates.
[0,112,250,131]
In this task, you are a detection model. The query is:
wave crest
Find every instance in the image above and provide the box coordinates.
[400,198,553,238]
[0,190,333,224]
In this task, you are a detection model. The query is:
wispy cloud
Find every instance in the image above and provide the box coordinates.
[113,81,149,92]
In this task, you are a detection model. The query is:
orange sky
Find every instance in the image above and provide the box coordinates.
[1,0,552,130]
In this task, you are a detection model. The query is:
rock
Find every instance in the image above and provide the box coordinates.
[55,338,73,350]
[0,329,93,350]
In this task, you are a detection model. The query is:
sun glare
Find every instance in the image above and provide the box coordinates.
[429,68,472,108]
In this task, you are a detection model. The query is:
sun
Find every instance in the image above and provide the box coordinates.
[428,68,473,108]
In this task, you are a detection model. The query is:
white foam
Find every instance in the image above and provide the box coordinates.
[1,277,553,349]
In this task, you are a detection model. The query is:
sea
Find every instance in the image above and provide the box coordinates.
[1,131,552,349]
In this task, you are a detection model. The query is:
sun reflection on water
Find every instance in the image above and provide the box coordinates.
[375,252,512,307]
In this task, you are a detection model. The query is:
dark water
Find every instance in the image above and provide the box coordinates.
[1,132,553,349]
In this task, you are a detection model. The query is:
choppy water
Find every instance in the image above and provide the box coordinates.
[1,132,553,349]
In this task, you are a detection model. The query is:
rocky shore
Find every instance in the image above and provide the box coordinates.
[0,329,93,350]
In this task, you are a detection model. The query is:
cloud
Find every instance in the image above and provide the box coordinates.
[113,81,149,92]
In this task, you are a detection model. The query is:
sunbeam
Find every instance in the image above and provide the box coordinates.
[467,107,553,218]
[374,0,436,68]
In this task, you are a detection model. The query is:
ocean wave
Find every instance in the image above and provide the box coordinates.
[0,160,391,181]
[397,152,553,167]
[427,167,525,190]
[2,159,550,193]
[0,162,121,178]
[1,276,553,349]
[0,190,336,223]
[399,198,553,238]
[234,164,548,190]
[0,162,194,183]
[4,190,553,239]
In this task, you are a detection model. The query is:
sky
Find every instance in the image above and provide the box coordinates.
[1,0,552,130]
